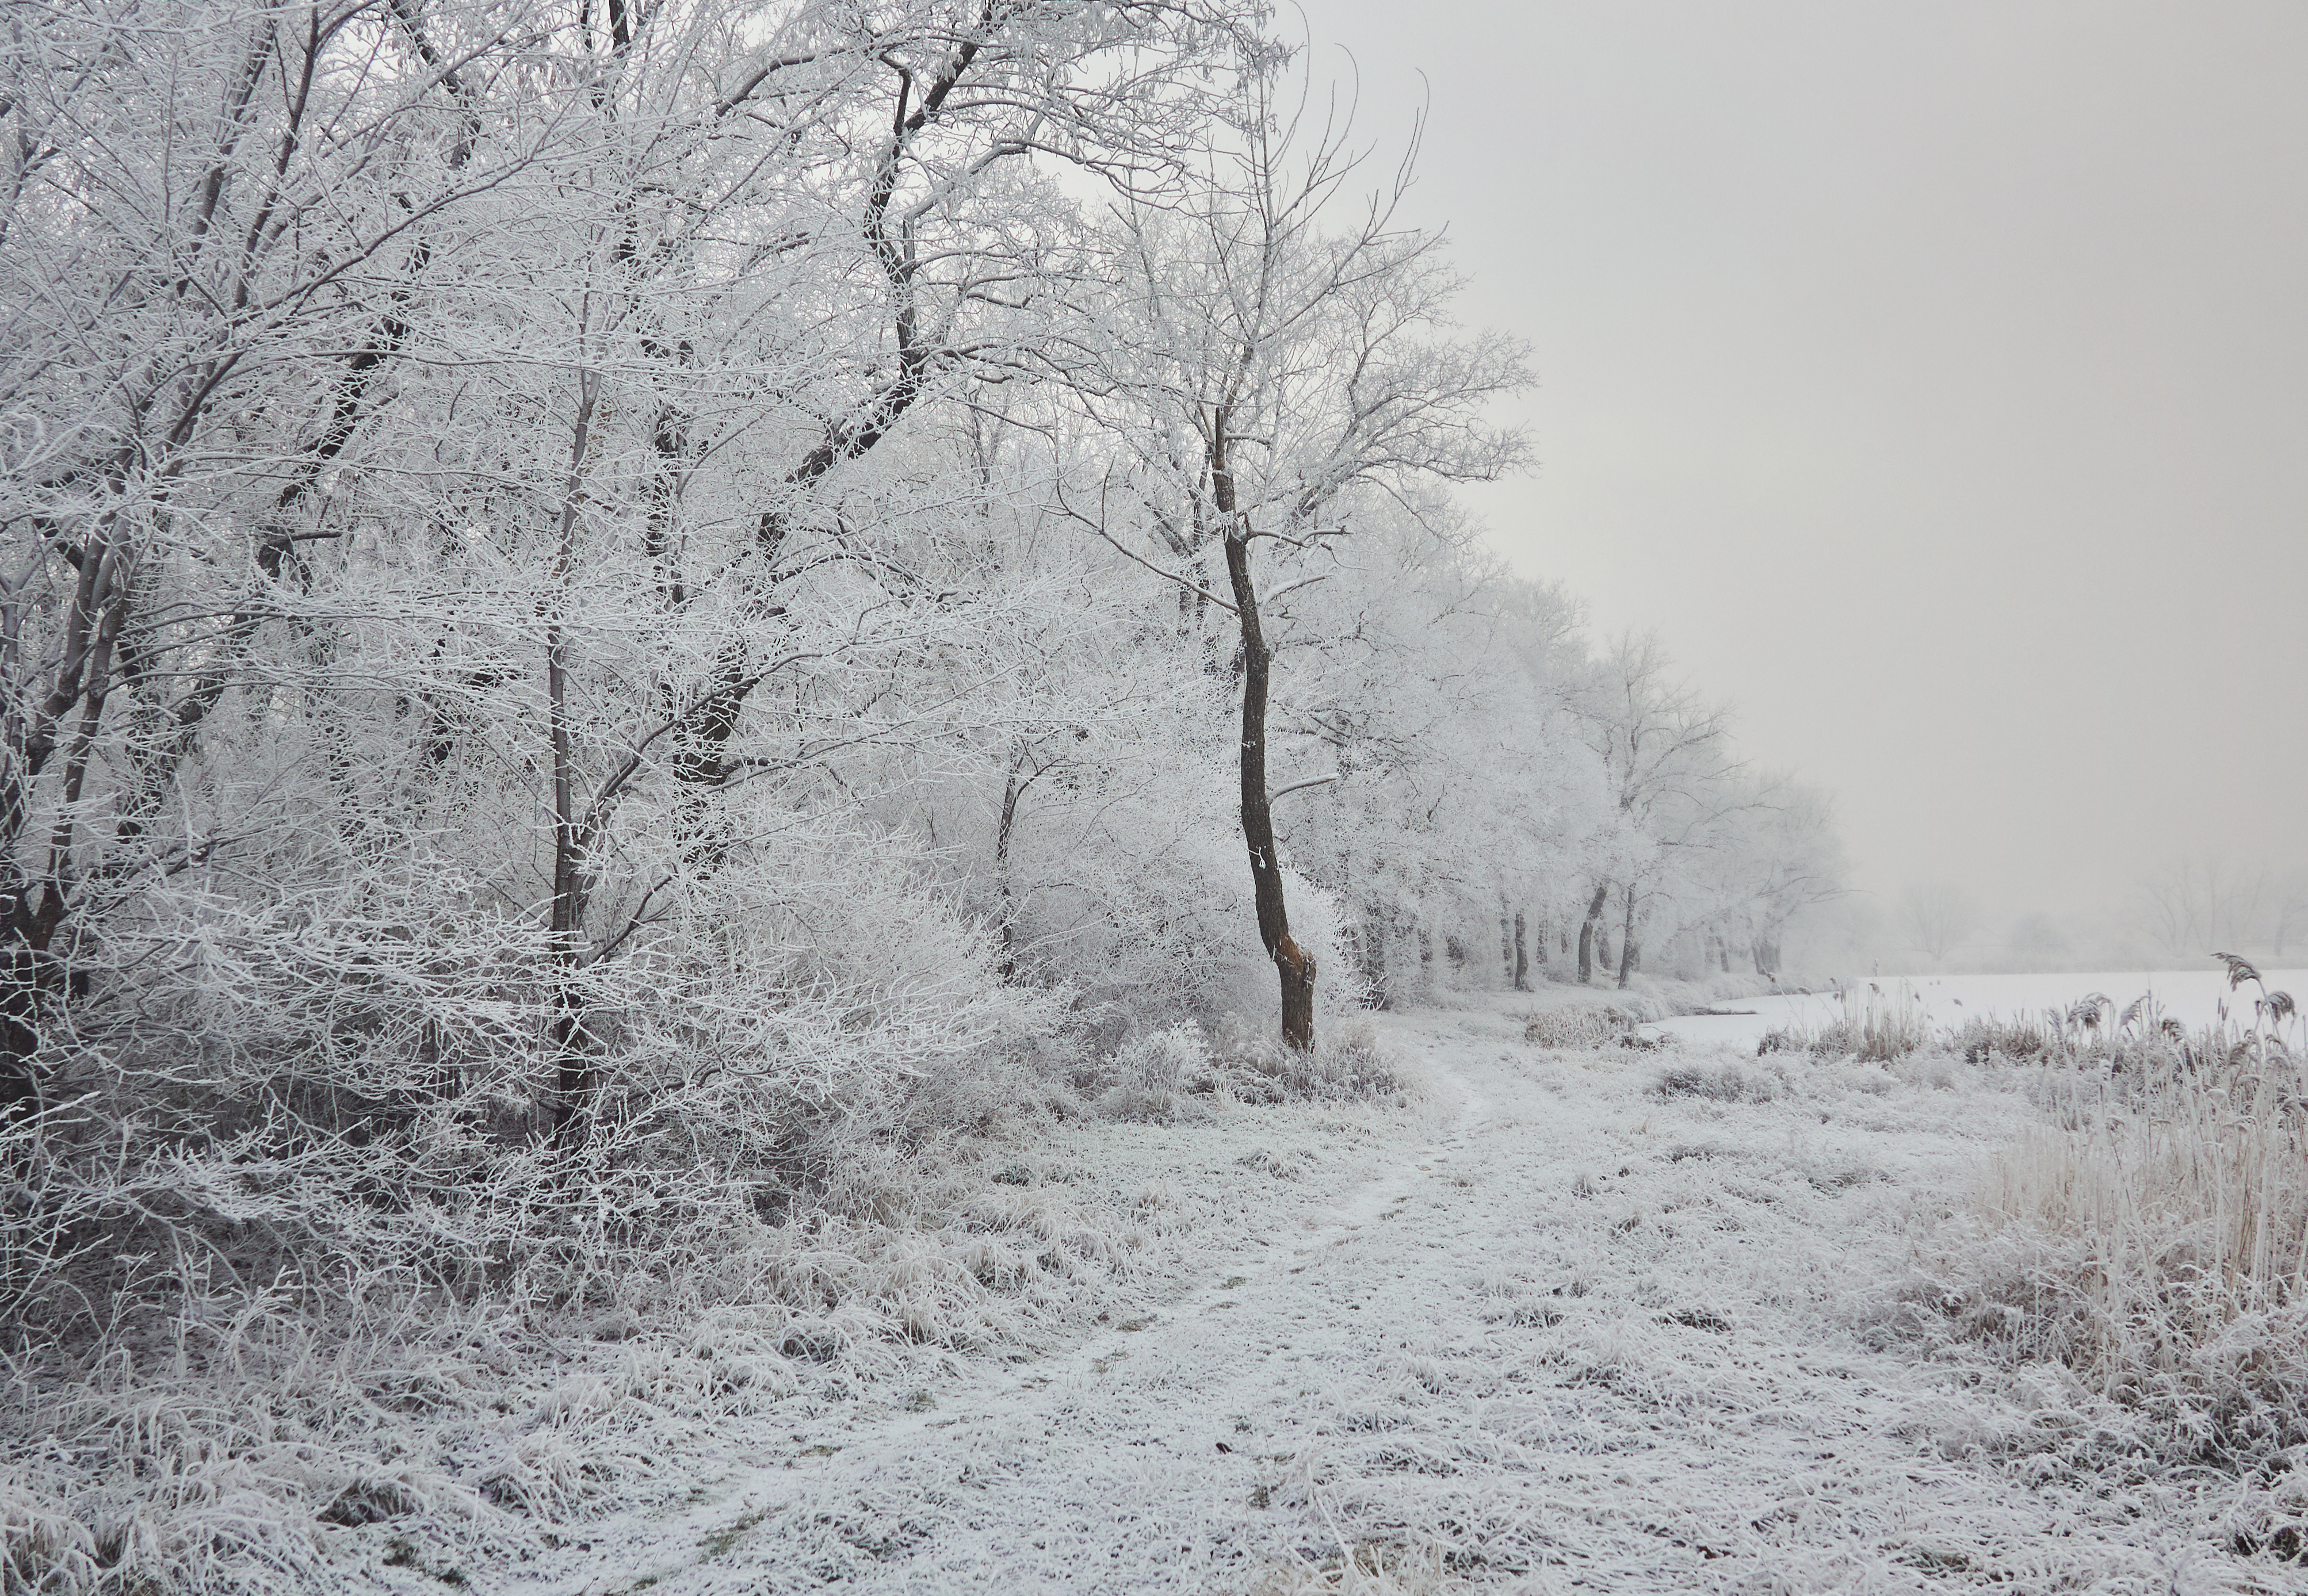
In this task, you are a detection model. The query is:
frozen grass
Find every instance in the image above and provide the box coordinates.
[1250,1540,1469,1594]
[1884,1011,2308,1464]
[1520,1007,1632,1049]
[0,1019,1432,1595]
[0,1144,1175,1591]
[1757,979,1933,1061]
[20,978,2308,1591]
[1844,969,2308,1563]
[455,995,2284,1594]
[1087,1018,1412,1122]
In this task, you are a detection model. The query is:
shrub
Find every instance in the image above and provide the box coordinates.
[1651,1062,1783,1104]
[1092,1023,1211,1122]
[1522,1007,1634,1049]
[1205,1016,1407,1105]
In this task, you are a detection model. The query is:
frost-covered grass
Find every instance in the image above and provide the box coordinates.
[391,990,2284,1595]
[1756,978,1935,1061]
[0,1016,1433,1595]
[1880,1005,2308,1503]
[18,981,2308,1593]
[1084,1017,1412,1122]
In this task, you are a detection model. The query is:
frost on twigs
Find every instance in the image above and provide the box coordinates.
[1249,1538,1471,1595]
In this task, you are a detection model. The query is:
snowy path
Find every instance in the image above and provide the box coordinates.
[489,998,2279,1595]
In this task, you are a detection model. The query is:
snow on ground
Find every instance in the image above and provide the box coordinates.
[358,992,2298,1595]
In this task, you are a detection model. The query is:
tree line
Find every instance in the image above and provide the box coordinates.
[0,0,1843,1335]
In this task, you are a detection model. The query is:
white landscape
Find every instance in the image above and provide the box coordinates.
[5,3,2306,1594]
[450,978,2308,1596]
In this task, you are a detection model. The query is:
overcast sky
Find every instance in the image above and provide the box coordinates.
[1301,1,2308,924]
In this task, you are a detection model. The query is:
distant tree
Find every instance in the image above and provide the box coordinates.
[1898,879,1980,965]
[2005,912,2072,970]
[2270,868,2308,959]
[1718,783,1848,976]
[2137,858,2270,960]
[1569,633,1743,987]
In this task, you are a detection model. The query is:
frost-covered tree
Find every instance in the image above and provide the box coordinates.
[1069,58,1527,1046]
[1566,633,1744,986]
[0,0,1844,1430]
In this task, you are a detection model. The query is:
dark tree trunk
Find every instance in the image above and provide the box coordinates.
[1576,881,1610,984]
[546,381,602,1144]
[993,744,1034,981]
[1216,421,1313,1051]
[1513,911,1530,990]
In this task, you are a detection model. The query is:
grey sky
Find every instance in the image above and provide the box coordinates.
[1304,1,2308,922]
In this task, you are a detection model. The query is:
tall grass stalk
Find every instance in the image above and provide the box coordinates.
[1904,993,2308,1464]
[1759,979,1931,1061]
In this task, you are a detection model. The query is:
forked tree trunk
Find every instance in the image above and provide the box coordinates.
[1216,423,1314,1051]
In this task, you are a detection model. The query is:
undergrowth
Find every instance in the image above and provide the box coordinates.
[1,1013,1415,1594]
[1086,1019,1410,1122]
[1757,980,1933,1061]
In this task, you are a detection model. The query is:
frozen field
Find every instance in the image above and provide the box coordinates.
[344,992,2305,1596]
[1650,967,2308,1051]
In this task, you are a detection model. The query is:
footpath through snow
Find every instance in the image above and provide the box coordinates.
[465,995,2288,1595]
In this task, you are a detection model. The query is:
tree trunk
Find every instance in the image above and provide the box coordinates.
[993,744,1031,980]
[548,378,599,1143]
[1617,885,1640,988]
[1513,911,1530,990]
[1217,422,1313,1051]
[1576,881,1609,984]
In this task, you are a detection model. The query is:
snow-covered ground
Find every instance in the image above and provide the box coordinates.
[361,992,2295,1595]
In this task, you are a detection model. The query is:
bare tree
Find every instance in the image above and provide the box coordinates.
[1076,59,1526,1046]
[1898,879,1981,965]
[2137,857,2271,961]
[2273,867,2308,959]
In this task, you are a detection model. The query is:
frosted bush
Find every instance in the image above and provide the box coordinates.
[1521,1007,1631,1048]
[1651,1061,1785,1104]
[1092,1023,1210,1122]
[1206,1016,1406,1104]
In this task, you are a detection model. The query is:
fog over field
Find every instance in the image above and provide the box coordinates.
[2,4,2302,1593]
